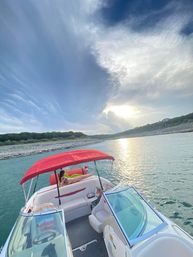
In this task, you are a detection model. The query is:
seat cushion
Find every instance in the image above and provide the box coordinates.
[61,197,87,212]
[89,209,110,233]
[95,210,109,222]
[89,214,103,233]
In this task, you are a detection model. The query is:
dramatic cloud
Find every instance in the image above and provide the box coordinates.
[0,0,193,133]
[89,0,193,131]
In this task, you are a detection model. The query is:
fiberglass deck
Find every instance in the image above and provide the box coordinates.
[66,216,108,257]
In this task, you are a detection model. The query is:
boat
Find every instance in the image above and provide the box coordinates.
[1,149,193,257]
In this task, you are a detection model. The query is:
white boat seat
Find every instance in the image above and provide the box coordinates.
[61,197,87,212]
[89,198,110,233]
[95,209,109,222]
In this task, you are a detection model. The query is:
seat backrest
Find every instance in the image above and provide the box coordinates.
[35,176,107,207]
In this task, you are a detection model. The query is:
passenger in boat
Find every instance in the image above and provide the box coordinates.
[62,166,88,178]
[91,187,103,209]
[59,169,94,186]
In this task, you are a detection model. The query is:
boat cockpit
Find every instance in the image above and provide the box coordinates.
[2,149,193,257]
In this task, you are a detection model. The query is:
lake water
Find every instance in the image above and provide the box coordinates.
[0,132,193,246]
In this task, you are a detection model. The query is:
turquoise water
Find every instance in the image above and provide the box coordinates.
[0,133,193,246]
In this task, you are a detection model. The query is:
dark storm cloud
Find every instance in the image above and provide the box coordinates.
[181,20,193,35]
[97,0,193,33]
[98,0,171,28]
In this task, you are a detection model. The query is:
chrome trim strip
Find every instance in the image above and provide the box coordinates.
[72,240,97,252]
[105,186,131,195]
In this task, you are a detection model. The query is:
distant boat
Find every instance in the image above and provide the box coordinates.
[1,149,193,257]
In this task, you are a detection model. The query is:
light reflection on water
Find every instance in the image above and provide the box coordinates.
[0,132,193,246]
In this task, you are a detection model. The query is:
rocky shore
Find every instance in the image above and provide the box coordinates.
[0,138,102,160]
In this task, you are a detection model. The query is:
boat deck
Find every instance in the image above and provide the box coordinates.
[66,216,108,257]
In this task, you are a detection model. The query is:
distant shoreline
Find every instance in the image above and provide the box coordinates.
[0,113,193,160]
[113,125,193,140]
[1,129,193,160]
[0,112,193,146]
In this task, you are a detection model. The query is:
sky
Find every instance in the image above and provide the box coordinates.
[0,0,193,134]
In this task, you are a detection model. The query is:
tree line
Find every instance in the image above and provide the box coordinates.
[0,131,87,145]
[117,112,193,137]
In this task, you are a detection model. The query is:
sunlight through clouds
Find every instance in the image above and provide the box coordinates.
[88,8,193,131]
[91,16,193,96]
[103,104,140,120]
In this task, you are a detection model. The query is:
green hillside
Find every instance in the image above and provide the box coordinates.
[0,131,87,145]
[0,112,193,145]
[115,112,193,138]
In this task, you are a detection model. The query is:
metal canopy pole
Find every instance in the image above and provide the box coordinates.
[94,161,104,191]
[54,170,61,205]
[33,175,39,194]
[26,178,34,201]
[22,184,27,203]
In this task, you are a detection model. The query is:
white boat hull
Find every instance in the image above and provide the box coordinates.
[1,175,193,257]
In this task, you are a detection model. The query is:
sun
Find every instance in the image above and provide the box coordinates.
[103,104,140,119]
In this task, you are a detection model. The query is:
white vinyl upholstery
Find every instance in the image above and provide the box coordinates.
[95,209,109,222]
[89,197,110,233]
[61,197,86,212]
[32,176,112,222]
[89,214,103,233]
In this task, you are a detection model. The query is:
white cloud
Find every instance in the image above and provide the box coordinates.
[91,16,193,95]
[0,108,45,133]
[84,10,193,131]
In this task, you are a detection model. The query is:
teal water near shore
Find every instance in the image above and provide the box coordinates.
[0,132,193,246]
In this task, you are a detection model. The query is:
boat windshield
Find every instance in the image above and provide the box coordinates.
[104,187,167,246]
[7,210,69,257]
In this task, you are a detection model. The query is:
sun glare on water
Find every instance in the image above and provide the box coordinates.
[103,104,140,119]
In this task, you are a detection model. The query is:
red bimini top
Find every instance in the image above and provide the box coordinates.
[20,149,114,184]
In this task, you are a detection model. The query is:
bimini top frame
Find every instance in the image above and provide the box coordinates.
[20,149,114,204]
[20,149,114,184]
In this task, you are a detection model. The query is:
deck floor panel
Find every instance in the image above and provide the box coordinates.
[66,216,108,257]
